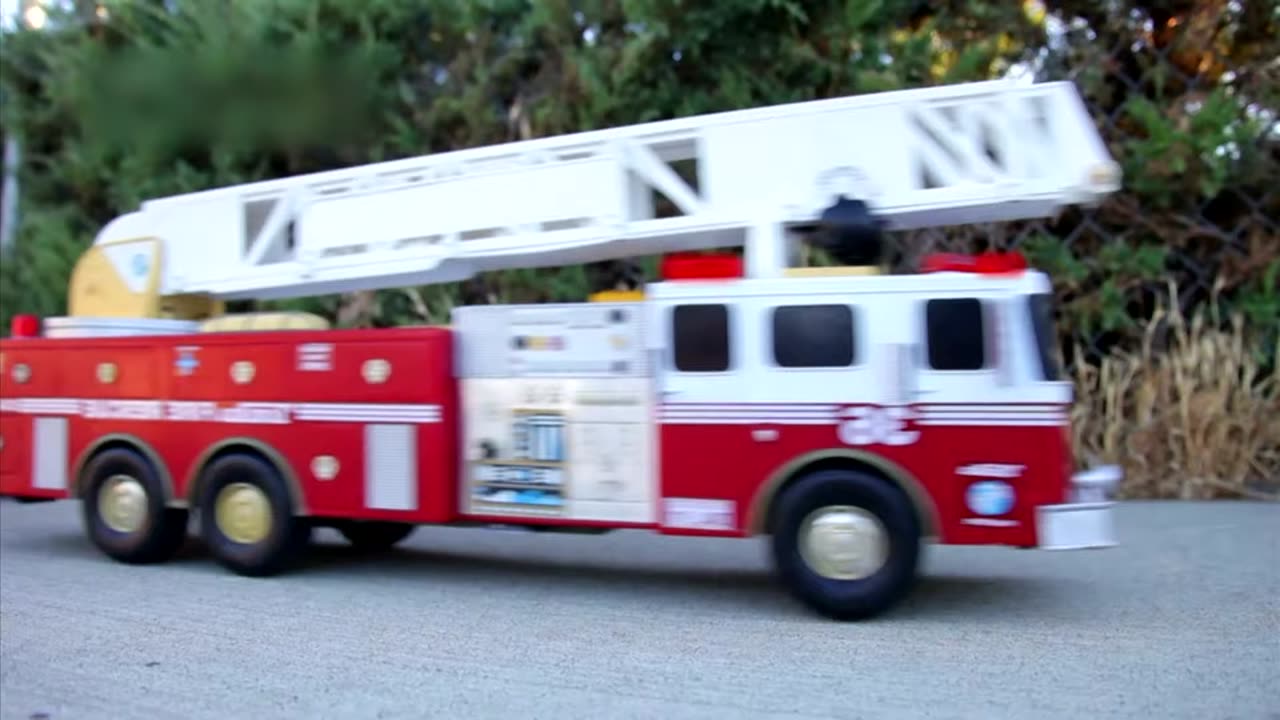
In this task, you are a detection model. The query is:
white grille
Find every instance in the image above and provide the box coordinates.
[32,417,69,490]
[363,423,418,511]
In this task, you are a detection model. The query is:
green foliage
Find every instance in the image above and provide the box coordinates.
[1023,233,1171,337]
[1122,90,1270,206]
[1234,260,1280,366]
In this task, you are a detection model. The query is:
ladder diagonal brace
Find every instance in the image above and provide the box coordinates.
[912,105,1003,183]
[244,194,297,266]
[620,142,704,216]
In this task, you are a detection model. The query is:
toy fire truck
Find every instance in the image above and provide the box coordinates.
[0,79,1123,620]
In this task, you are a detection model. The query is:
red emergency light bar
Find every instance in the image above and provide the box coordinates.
[661,252,744,281]
[920,250,1028,276]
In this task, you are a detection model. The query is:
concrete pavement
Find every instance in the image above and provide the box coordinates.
[1,499,1277,719]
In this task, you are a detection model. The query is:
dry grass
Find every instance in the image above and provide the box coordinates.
[1070,283,1280,500]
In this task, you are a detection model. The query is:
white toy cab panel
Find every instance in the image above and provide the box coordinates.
[644,271,1075,410]
[647,285,900,409]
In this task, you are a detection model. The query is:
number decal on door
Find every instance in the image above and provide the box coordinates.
[837,406,920,447]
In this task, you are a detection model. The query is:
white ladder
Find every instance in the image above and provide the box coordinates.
[93,79,1119,301]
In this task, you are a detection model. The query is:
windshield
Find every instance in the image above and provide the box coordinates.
[1027,292,1063,381]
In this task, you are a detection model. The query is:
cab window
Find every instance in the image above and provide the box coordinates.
[771,304,857,368]
[672,303,731,372]
[1027,292,1062,380]
[924,298,986,370]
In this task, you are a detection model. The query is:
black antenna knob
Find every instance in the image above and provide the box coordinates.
[811,196,886,267]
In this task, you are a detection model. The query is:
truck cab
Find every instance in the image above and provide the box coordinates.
[646,253,1088,534]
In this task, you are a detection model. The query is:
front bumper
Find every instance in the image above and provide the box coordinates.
[1036,465,1121,550]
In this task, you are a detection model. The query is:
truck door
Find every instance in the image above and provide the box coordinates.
[910,293,1071,542]
[912,294,1067,407]
[648,299,751,534]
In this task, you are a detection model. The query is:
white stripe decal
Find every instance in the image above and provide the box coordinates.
[296,403,440,414]
[661,417,837,426]
[662,404,842,413]
[916,415,1064,420]
[660,417,1063,427]
[660,410,838,418]
[297,410,442,418]
[0,397,442,425]
[2,399,81,415]
[961,518,1020,527]
[916,417,1064,422]
[296,412,441,419]
[922,404,1065,414]
[660,403,1066,427]
[297,414,440,423]
[660,411,837,420]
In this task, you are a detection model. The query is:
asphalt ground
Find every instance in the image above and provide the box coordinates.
[1,499,1277,720]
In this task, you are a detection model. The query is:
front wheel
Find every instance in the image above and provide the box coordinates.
[770,468,921,620]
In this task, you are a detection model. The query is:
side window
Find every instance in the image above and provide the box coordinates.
[672,304,731,372]
[771,304,856,368]
[1027,292,1063,381]
[925,298,986,370]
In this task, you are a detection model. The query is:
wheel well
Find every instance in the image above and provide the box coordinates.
[185,439,307,515]
[756,454,938,539]
[72,435,176,505]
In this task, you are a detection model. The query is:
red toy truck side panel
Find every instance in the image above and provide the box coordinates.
[0,413,31,496]
[0,328,459,524]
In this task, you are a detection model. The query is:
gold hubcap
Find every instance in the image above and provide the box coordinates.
[214,483,272,544]
[799,505,889,580]
[99,474,149,533]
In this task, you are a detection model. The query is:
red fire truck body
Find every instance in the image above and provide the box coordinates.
[0,303,1073,546]
[0,79,1125,619]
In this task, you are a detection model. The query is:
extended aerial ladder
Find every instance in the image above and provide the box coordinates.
[59,78,1120,327]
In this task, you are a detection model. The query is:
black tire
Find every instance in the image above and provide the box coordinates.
[337,520,416,551]
[80,447,188,565]
[196,452,311,577]
[770,468,921,621]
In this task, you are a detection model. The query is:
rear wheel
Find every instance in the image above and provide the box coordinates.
[337,520,416,551]
[770,468,921,620]
[197,452,310,577]
[81,448,188,565]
